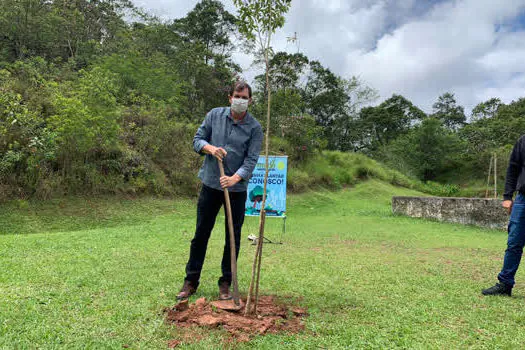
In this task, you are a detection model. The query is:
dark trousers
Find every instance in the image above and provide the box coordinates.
[498,193,525,287]
[185,184,247,286]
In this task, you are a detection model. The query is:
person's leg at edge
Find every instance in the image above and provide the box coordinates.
[219,190,247,291]
[484,194,525,296]
[499,195,525,285]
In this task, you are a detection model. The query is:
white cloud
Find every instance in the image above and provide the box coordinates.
[477,32,525,75]
[133,0,194,19]
[476,73,525,104]
[346,0,525,112]
[132,0,525,113]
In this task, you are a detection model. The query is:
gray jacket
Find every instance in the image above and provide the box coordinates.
[193,107,263,192]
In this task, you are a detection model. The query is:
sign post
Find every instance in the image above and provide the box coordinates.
[245,156,287,243]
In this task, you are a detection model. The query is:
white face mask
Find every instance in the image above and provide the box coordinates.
[231,98,249,114]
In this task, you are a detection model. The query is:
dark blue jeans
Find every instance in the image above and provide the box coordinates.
[498,194,525,287]
[184,185,246,287]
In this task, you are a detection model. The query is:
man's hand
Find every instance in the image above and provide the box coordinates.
[203,145,227,160]
[503,200,513,214]
[220,174,242,189]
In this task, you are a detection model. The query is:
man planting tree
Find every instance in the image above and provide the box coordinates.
[483,135,525,296]
[177,81,263,301]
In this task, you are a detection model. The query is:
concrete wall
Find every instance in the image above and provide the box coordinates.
[392,196,509,230]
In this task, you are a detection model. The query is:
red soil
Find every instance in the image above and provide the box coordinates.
[165,295,307,346]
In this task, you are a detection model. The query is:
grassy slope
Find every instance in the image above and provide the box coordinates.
[289,151,459,197]
[0,180,520,349]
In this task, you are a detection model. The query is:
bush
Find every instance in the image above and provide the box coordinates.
[287,168,310,192]
[415,181,460,197]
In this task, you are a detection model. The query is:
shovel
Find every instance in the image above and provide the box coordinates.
[217,159,241,309]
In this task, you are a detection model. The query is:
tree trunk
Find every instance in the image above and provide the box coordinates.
[245,29,273,316]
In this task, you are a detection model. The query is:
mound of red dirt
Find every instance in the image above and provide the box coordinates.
[165,296,307,346]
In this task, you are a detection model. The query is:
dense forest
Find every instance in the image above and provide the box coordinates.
[1,0,524,200]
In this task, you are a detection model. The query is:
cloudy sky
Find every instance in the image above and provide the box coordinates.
[132,0,525,113]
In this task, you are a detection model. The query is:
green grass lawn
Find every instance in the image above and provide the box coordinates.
[0,180,521,349]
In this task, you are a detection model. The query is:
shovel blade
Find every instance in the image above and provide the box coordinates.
[210,299,244,312]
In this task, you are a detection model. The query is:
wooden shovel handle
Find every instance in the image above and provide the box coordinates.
[218,159,240,306]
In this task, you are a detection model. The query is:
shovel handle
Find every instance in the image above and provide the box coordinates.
[218,159,240,306]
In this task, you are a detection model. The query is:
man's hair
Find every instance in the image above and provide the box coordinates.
[229,81,252,98]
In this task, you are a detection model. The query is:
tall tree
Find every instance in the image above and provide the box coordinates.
[386,118,462,181]
[0,0,55,61]
[254,51,309,92]
[303,61,377,151]
[252,51,308,138]
[431,92,466,130]
[358,94,426,153]
[0,0,135,63]
[471,98,503,121]
[461,98,525,155]
[169,1,241,117]
[489,98,525,145]
[171,0,237,64]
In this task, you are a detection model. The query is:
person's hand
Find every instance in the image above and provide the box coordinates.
[220,174,242,189]
[203,145,227,160]
[502,200,513,214]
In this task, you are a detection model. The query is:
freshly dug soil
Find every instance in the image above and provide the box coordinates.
[165,295,307,345]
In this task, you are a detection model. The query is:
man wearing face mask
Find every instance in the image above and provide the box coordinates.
[177,81,263,301]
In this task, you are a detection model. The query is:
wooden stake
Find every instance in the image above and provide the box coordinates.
[253,210,266,314]
[486,154,493,199]
[494,154,497,199]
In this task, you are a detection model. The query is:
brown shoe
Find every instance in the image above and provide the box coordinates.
[218,281,232,300]
[177,280,197,300]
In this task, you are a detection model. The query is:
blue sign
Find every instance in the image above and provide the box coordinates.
[245,156,287,217]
